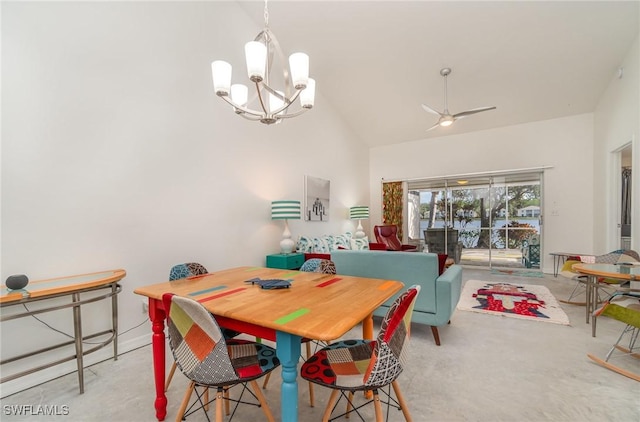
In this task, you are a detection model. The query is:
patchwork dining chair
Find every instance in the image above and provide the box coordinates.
[301,285,421,421]
[588,291,640,382]
[163,293,280,422]
[165,262,241,392]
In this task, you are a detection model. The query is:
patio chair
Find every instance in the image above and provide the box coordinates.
[163,293,280,421]
[301,285,421,421]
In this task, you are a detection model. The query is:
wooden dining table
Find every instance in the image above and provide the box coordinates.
[134,266,404,422]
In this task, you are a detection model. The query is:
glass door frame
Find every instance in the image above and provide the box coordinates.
[407,168,545,270]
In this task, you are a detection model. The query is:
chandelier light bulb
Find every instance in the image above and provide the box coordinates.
[211,61,232,96]
[289,52,309,90]
[231,84,248,107]
[300,78,316,109]
[245,41,267,82]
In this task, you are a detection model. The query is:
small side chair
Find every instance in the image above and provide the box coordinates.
[588,291,640,382]
[163,293,280,422]
[301,285,421,421]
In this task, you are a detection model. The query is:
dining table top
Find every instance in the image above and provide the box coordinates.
[134,266,404,342]
[573,263,640,280]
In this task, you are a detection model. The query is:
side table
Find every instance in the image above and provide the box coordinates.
[266,253,304,270]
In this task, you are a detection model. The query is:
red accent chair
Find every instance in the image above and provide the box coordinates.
[373,225,417,251]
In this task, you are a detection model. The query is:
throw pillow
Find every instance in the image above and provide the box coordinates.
[350,237,370,250]
[332,233,352,250]
[297,236,313,253]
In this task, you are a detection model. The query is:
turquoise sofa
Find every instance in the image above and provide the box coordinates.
[331,250,463,345]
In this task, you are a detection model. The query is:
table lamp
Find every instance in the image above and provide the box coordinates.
[349,206,369,239]
[271,200,301,254]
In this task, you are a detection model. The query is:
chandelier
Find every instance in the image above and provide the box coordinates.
[211,0,315,125]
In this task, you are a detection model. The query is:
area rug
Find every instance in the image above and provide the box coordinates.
[457,280,570,325]
[490,268,544,278]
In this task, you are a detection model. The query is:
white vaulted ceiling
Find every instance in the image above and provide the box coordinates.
[237,0,639,146]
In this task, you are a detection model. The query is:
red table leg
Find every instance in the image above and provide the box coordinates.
[149,299,167,421]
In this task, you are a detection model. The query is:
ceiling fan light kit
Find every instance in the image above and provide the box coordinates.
[421,67,496,131]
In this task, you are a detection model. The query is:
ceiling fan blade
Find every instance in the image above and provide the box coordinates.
[421,103,442,116]
[426,122,441,132]
[453,106,496,119]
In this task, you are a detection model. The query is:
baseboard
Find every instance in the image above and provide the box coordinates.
[0,335,151,398]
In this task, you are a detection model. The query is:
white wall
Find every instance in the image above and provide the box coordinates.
[369,114,595,274]
[593,35,639,252]
[1,2,368,395]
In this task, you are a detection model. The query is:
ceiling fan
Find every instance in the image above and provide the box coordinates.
[421,67,496,131]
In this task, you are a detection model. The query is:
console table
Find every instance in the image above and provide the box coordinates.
[0,269,125,393]
[549,252,589,277]
[266,253,304,269]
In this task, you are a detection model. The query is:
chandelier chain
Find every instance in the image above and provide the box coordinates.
[264,0,269,28]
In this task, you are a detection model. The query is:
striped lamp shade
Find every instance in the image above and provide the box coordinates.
[271,200,301,220]
[349,206,369,220]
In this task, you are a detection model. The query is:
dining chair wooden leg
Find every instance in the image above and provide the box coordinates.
[391,380,413,421]
[175,381,195,422]
[215,388,224,422]
[249,380,275,422]
[223,387,230,415]
[262,372,271,389]
[165,361,177,391]
[305,341,315,407]
[322,389,340,422]
[372,390,384,422]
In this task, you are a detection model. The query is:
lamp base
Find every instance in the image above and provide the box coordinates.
[280,220,295,254]
[354,220,365,239]
[280,238,295,255]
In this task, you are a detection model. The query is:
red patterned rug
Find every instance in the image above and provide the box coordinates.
[457,280,570,325]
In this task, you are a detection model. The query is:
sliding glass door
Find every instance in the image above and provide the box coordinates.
[408,171,542,269]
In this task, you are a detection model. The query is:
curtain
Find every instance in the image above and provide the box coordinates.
[621,168,632,226]
[382,181,404,239]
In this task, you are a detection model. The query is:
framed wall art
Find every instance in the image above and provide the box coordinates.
[304,175,330,221]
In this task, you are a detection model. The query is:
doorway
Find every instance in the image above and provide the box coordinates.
[619,145,632,249]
